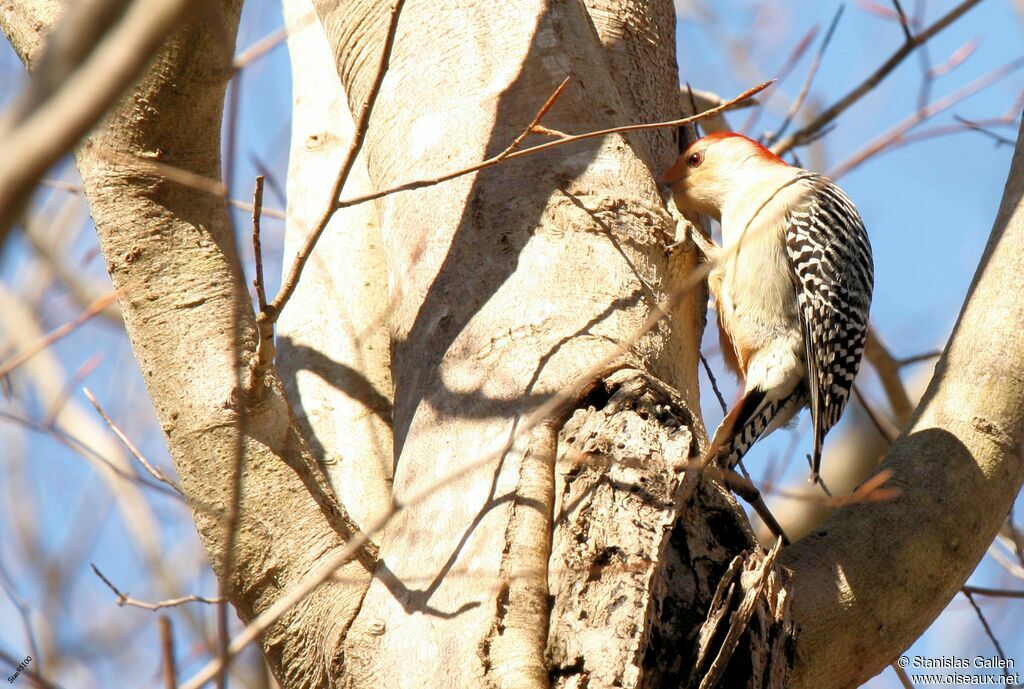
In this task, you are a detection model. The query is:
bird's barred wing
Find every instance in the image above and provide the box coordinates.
[784,175,874,477]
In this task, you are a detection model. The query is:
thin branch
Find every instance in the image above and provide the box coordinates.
[0,409,179,498]
[159,615,178,689]
[829,56,1024,179]
[865,327,914,423]
[928,38,979,78]
[329,80,774,216]
[739,23,818,136]
[230,7,316,71]
[262,0,408,334]
[1002,515,1024,571]
[766,5,844,146]
[43,354,102,427]
[961,585,1024,599]
[83,387,182,494]
[962,589,1012,679]
[765,469,901,508]
[38,177,286,219]
[91,564,225,611]
[854,384,900,443]
[700,352,728,415]
[22,214,122,324]
[250,175,267,311]
[892,662,915,689]
[897,349,942,367]
[891,0,914,43]
[771,0,985,155]
[232,28,287,70]
[0,291,119,379]
[954,115,1017,146]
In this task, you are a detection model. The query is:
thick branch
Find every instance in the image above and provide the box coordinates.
[0,0,195,238]
[784,119,1024,688]
[2,3,374,687]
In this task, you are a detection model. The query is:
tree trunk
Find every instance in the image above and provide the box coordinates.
[308,1,705,686]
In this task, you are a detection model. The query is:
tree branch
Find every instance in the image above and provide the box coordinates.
[2,3,376,686]
[771,0,984,156]
[0,0,195,238]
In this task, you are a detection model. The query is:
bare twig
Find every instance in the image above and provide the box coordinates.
[91,564,225,610]
[890,0,914,42]
[700,352,728,415]
[962,589,1012,679]
[22,213,122,324]
[159,615,178,689]
[771,0,985,155]
[954,115,1017,146]
[865,328,914,423]
[766,5,844,146]
[829,56,1024,179]
[0,291,119,379]
[896,349,942,367]
[99,148,228,196]
[262,0,409,340]
[43,354,103,427]
[1002,515,1024,571]
[765,469,901,508]
[0,409,179,497]
[928,38,979,78]
[230,7,316,71]
[508,76,572,150]
[961,585,1024,599]
[892,662,915,689]
[83,387,182,494]
[854,383,900,444]
[330,80,774,216]
[250,175,267,311]
[39,176,286,218]
[232,28,287,70]
[739,23,818,136]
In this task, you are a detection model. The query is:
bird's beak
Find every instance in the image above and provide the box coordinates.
[661,157,686,186]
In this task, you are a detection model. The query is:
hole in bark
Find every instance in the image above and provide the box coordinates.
[576,379,613,413]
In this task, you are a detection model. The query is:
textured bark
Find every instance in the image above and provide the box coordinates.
[783,119,1024,688]
[546,370,792,689]
[1,4,374,687]
[308,1,744,687]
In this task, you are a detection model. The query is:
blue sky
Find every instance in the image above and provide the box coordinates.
[1,1,1023,687]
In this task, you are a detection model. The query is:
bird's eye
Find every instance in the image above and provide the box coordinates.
[687,151,704,168]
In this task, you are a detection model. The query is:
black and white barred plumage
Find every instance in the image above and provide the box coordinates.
[785,173,874,476]
[665,133,874,480]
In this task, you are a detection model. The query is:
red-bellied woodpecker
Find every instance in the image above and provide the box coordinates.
[664,132,874,481]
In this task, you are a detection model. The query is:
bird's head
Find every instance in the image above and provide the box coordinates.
[662,132,789,220]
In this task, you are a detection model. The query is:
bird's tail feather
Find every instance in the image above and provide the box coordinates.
[708,388,805,469]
